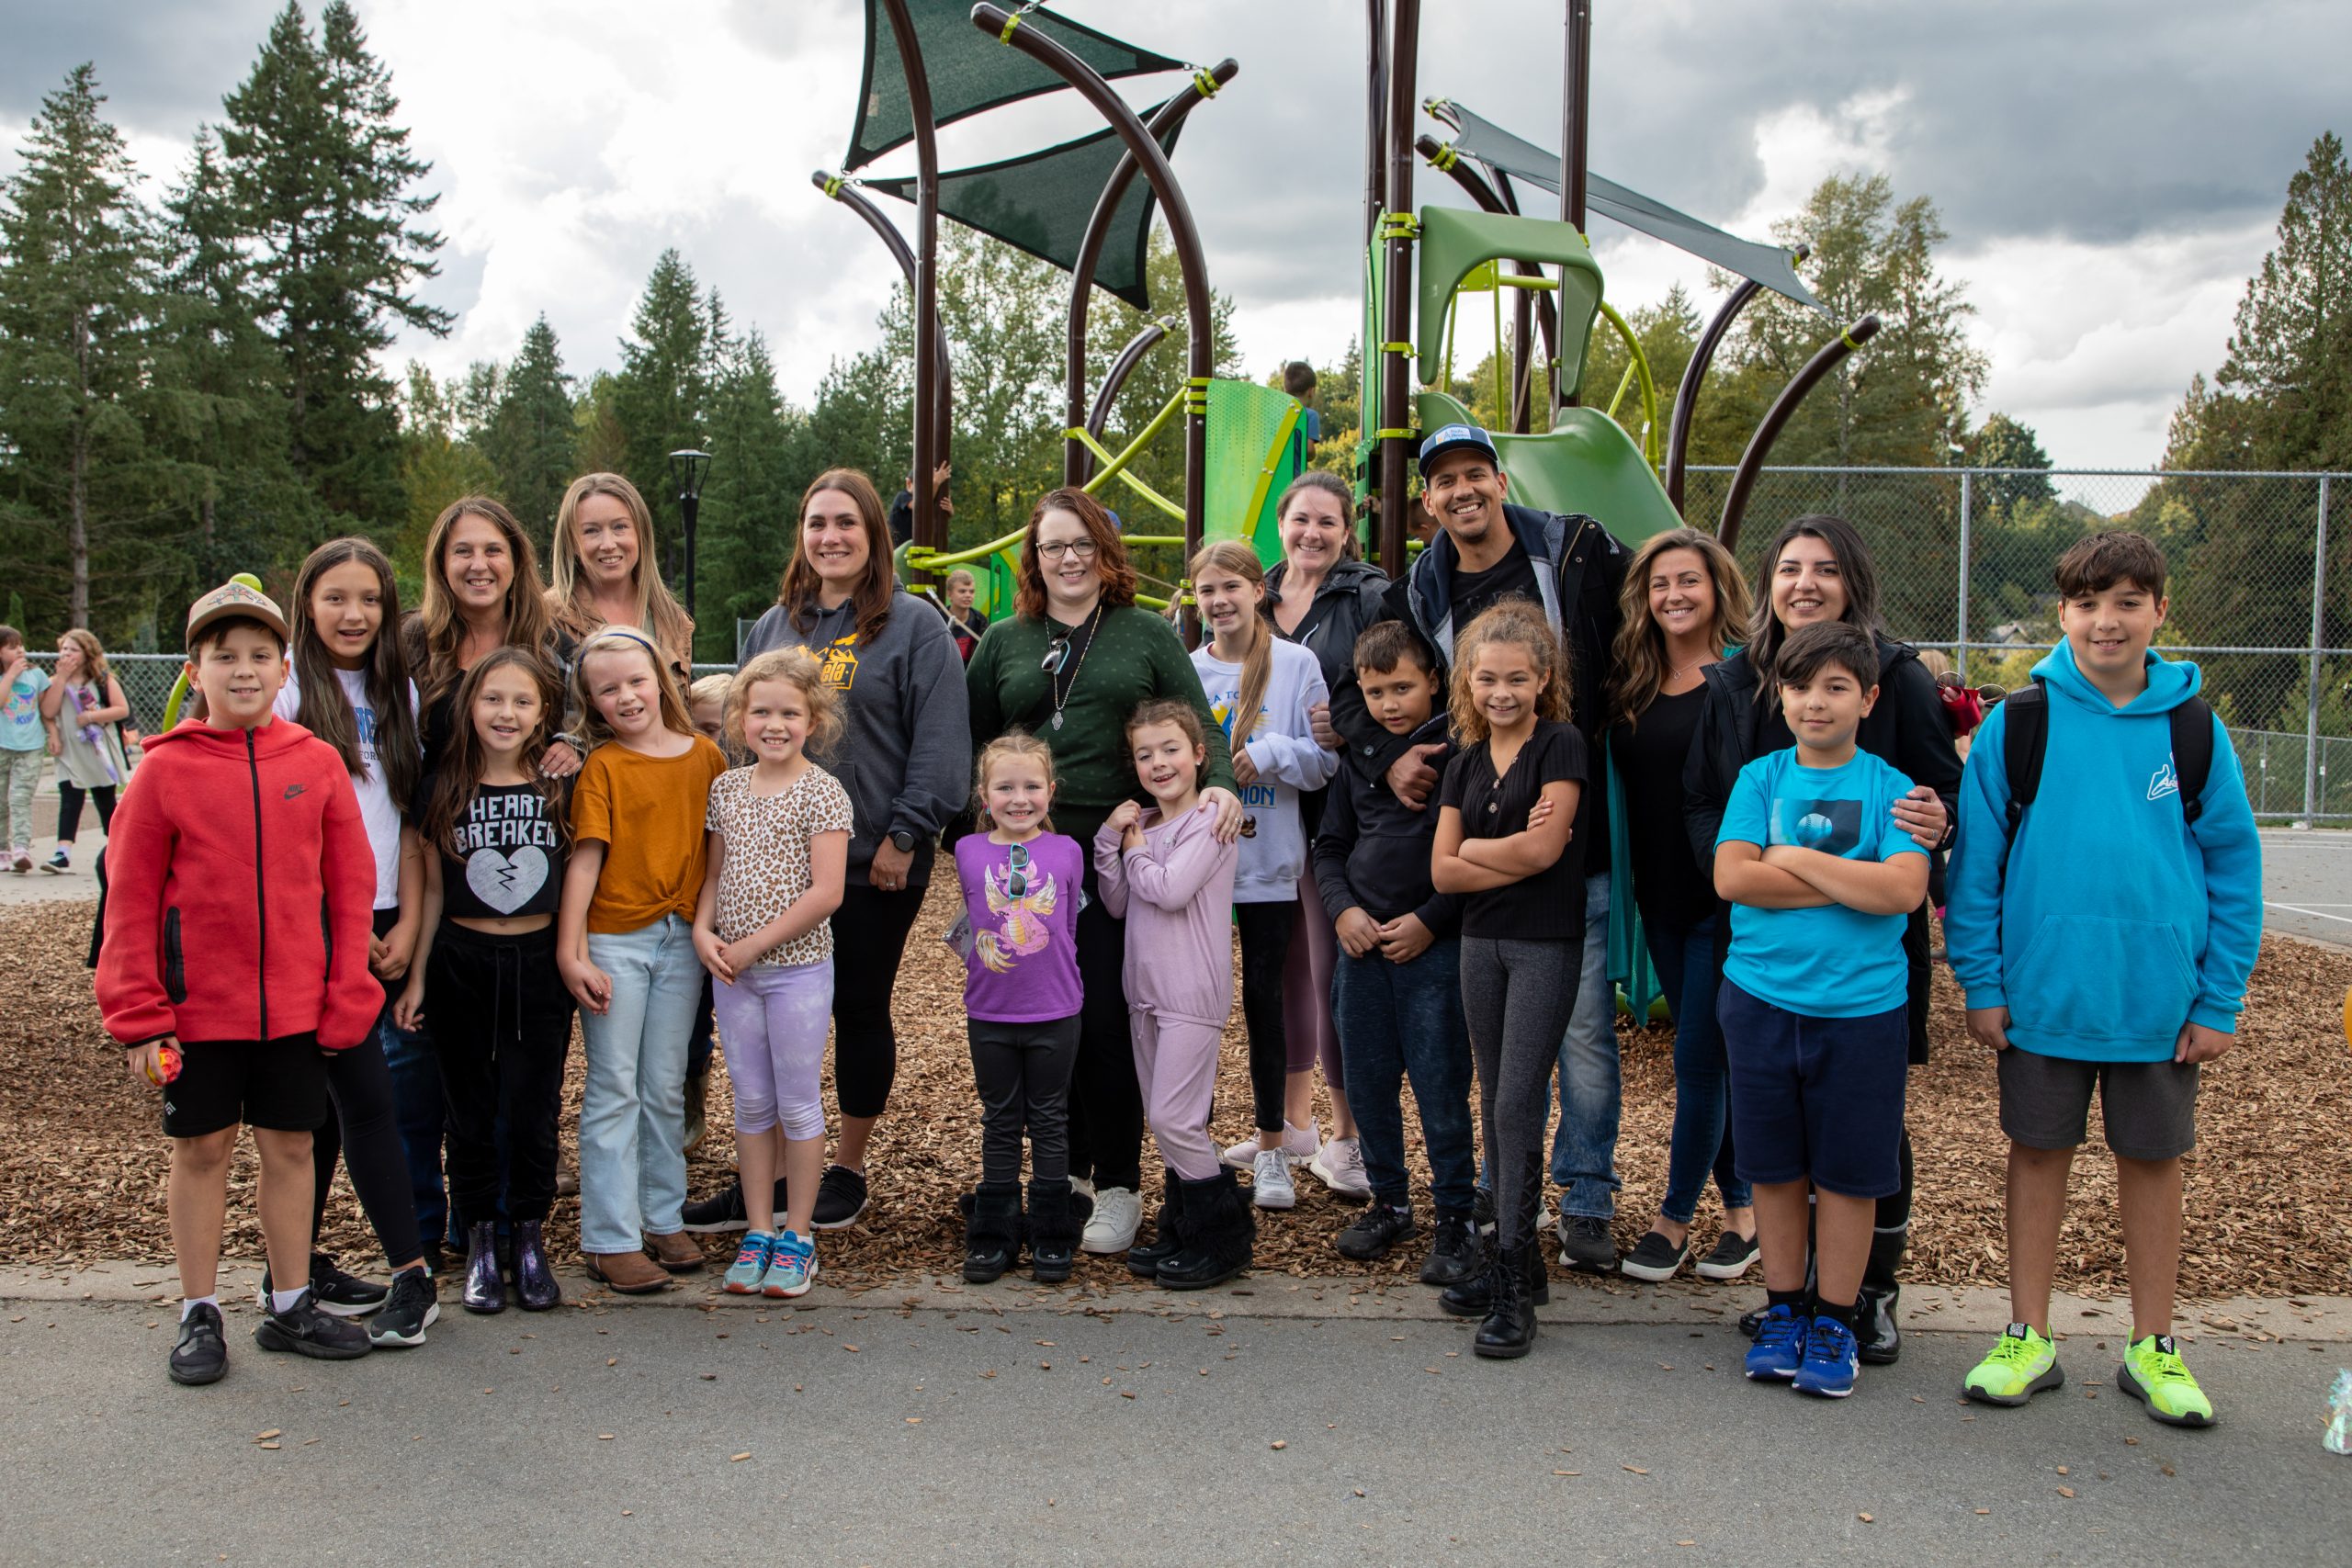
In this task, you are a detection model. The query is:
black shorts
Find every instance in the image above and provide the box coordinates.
[162,1033,330,1139]
[1719,979,1908,1199]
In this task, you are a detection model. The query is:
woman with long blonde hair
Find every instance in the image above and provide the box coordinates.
[548,472,696,674]
[1602,528,1759,1289]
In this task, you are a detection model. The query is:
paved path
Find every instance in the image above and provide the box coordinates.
[5,1266,2346,1565]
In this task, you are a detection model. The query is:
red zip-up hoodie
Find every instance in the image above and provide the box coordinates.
[97,717,380,1051]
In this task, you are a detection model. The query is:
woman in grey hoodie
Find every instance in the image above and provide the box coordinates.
[731,468,971,1230]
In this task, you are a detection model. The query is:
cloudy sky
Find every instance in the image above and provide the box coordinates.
[4,0,2344,471]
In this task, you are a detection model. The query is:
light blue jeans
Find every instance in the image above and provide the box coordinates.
[1547,873,1621,1219]
[578,914,703,1254]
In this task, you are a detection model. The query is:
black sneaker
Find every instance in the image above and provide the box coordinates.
[1558,1214,1618,1274]
[308,1252,388,1316]
[1335,1202,1417,1261]
[1694,1228,1760,1282]
[811,1165,869,1231]
[1619,1229,1690,1283]
[169,1302,227,1385]
[254,1289,373,1360]
[1472,1187,1497,1235]
[368,1267,439,1348]
[1419,1213,1482,1288]
[683,1178,793,1233]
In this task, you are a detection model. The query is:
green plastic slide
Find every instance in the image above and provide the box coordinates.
[1414,389,1681,547]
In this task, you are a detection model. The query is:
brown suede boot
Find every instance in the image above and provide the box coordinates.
[582,1250,669,1294]
[645,1230,705,1273]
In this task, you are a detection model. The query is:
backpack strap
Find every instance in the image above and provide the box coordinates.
[2169,696,2215,826]
[2000,678,2051,856]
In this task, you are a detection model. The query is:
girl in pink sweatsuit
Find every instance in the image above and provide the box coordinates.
[1094,700,1248,1289]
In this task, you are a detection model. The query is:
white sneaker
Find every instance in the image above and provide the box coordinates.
[1251,1148,1296,1210]
[1080,1186,1141,1253]
[1220,1134,1265,1171]
[1070,1175,1096,1201]
[1283,1120,1322,1164]
[1307,1136,1371,1199]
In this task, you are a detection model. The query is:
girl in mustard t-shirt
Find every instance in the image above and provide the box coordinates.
[557,627,727,1294]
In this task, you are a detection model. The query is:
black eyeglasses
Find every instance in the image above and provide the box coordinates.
[1006,840,1030,898]
[1037,539,1099,562]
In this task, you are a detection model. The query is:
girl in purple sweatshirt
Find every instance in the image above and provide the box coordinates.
[1094,700,1247,1290]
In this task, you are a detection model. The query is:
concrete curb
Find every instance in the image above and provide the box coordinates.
[8,1259,2349,1344]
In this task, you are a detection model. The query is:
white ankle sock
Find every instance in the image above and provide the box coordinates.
[268,1286,306,1314]
[180,1295,218,1321]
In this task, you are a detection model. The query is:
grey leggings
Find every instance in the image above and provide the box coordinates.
[1462,935,1584,1253]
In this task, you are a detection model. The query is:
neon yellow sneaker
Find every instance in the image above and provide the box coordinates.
[1962,1323,2064,1406]
[2119,1334,2215,1427]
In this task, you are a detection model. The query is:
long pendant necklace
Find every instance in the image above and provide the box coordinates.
[1048,604,1102,730]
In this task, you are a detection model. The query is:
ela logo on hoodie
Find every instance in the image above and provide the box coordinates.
[819,635,859,691]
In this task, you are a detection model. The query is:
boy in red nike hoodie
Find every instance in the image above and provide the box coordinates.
[98,582,382,1384]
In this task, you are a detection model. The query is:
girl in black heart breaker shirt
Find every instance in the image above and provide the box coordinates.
[396,647,577,1313]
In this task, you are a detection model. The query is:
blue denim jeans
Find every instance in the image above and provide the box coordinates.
[1649,912,1749,1224]
[378,1011,452,1247]
[1547,874,1621,1217]
[1333,939,1477,1216]
[578,914,702,1253]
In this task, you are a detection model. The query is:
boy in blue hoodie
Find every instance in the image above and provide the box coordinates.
[1946,532,2261,1428]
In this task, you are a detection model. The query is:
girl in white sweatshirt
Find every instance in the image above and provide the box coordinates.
[1186,541,1340,1211]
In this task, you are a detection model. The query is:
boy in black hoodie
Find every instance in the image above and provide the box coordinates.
[1313,623,1479,1287]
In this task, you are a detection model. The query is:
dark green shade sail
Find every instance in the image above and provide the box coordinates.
[865,105,1184,311]
[845,0,1182,171]
[1430,99,1823,312]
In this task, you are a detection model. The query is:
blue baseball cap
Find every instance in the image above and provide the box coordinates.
[1417,423,1499,478]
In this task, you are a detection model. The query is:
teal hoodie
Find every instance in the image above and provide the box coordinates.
[1945,641,2262,1062]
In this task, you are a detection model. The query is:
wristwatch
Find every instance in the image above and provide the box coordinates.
[888,829,918,854]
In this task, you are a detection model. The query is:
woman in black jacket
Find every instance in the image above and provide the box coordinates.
[1245,471,1392,1194]
[1681,512,1962,1365]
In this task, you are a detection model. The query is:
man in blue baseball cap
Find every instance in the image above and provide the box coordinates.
[1325,419,1634,1278]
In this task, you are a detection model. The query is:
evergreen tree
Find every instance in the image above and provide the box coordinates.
[149,128,316,603]
[2216,131,2352,470]
[220,1,449,534]
[393,361,496,582]
[481,316,579,556]
[0,64,160,635]
[612,249,713,534]
[695,331,802,660]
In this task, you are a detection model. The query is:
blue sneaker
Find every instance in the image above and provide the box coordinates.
[724,1232,775,1294]
[1792,1314,1860,1398]
[1745,1303,1808,1381]
[763,1229,817,1298]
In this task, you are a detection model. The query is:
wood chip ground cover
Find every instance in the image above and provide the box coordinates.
[5,891,2345,1299]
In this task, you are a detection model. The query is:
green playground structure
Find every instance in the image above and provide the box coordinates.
[820,0,1892,1011]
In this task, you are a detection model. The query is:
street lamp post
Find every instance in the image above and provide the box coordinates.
[668,448,712,623]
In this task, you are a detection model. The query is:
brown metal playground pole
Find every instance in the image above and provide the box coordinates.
[1556,0,1591,417]
[1375,0,1421,579]
[975,3,1212,644]
[1717,314,1882,551]
[878,0,944,558]
[1064,60,1237,489]
[808,174,954,478]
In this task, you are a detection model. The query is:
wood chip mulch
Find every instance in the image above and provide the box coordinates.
[4,890,2346,1300]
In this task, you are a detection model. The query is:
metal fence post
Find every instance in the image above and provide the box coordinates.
[1954,470,1973,681]
[2307,475,2331,826]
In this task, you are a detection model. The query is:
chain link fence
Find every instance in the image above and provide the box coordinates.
[1684,467,2350,823]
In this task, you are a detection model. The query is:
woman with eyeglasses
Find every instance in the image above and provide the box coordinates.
[709,468,971,1236]
[966,488,1243,1258]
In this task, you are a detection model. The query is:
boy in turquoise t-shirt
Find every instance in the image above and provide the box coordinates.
[0,626,54,872]
[1946,531,2260,1428]
[1713,620,1929,1400]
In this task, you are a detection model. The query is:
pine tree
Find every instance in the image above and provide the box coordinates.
[220,1,450,534]
[0,64,159,634]
[2217,131,2352,469]
[612,249,713,527]
[695,331,802,660]
[150,127,314,601]
[481,316,579,556]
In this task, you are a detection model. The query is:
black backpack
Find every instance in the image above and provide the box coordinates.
[1999,678,2214,862]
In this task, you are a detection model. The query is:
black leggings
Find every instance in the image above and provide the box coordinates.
[57,782,116,844]
[828,881,925,1120]
[1234,900,1296,1135]
[311,914,426,1270]
[968,1015,1081,1185]
[427,921,574,1225]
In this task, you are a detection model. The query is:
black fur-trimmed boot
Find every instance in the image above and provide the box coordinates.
[1126,1168,1184,1278]
[1474,1245,1538,1359]
[1028,1177,1085,1284]
[960,1181,1023,1284]
[1854,1225,1905,1364]
[1156,1169,1254,1291]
